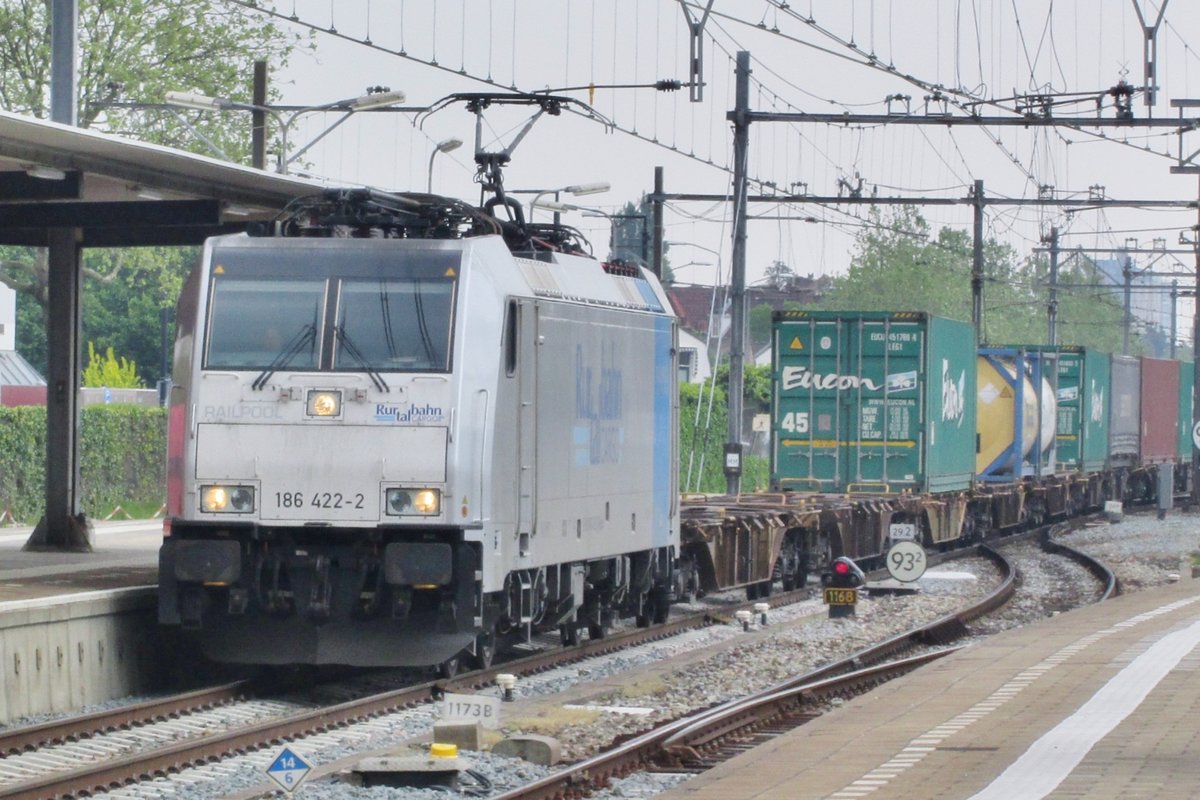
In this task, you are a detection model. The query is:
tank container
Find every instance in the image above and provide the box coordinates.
[975,347,1058,479]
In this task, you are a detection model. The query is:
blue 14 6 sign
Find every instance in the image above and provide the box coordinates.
[886,541,927,583]
[265,746,312,794]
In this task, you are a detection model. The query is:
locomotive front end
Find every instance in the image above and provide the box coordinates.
[160,235,483,667]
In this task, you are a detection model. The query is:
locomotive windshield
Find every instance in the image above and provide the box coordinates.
[202,243,459,373]
[206,279,324,370]
[335,279,454,371]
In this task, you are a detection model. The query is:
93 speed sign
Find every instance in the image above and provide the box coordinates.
[886,541,927,583]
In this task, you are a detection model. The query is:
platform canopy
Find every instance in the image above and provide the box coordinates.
[0,108,328,247]
[0,109,339,551]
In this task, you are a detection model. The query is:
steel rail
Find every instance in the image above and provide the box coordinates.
[0,681,249,756]
[1039,527,1120,600]
[489,544,1016,800]
[0,586,818,799]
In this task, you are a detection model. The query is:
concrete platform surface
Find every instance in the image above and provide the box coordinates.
[0,519,160,602]
[657,578,1200,800]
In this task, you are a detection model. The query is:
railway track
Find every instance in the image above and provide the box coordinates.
[489,534,1118,800]
[0,522,1113,799]
[0,587,813,800]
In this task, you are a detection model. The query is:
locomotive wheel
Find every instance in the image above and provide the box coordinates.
[651,589,670,624]
[587,622,607,641]
[468,630,496,671]
[437,653,461,680]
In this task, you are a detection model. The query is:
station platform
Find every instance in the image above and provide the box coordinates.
[0,520,164,722]
[0,519,160,602]
[658,576,1200,800]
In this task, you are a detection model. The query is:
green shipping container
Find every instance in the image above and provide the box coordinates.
[1019,345,1110,474]
[771,311,976,494]
[1179,360,1194,460]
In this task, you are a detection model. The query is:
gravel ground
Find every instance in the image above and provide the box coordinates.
[84,509,1200,799]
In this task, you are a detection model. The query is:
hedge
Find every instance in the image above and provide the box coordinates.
[0,390,766,522]
[679,383,768,495]
[0,405,165,524]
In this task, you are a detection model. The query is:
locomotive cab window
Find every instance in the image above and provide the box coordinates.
[205,279,325,370]
[334,279,456,372]
[201,244,460,375]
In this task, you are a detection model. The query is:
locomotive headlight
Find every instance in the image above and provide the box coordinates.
[386,488,441,516]
[306,389,341,417]
[201,485,256,513]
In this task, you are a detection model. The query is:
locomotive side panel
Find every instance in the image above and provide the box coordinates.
[529,301,676,565]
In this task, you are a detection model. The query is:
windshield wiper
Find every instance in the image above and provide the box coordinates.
[335,325,389,392]
[252,324,316,391]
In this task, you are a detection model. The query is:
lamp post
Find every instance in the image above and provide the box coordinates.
[165,87,407,174]
[427,137,463,193]
[513,183,610,224]
[665,241,724,283]
[667,260,713,284]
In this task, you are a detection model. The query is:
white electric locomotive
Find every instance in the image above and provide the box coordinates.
[159,190,679,670]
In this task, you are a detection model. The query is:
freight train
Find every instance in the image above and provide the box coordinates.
[158,189,682,671]
[765,310,1193,574]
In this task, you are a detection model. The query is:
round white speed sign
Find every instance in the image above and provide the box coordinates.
[885,541,927,583]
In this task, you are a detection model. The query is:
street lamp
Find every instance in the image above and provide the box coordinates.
[665,241,725,282]
[427,137,463,193]
[668,260,713,284]
[515,183,610,222]
[165,88,407,174]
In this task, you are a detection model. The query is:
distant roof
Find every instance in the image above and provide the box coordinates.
[0,349,45,387]
[0,109,332,247]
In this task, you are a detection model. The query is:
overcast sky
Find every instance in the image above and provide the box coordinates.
[240,1,1200,335]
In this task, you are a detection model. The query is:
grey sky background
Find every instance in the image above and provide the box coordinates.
[237,1,1200,336]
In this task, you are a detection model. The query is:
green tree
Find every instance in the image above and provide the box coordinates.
[82,341,142,388]
[817,206,1132,350]
[0,0,304,378]
[1025,251,1132,353]
[0,0,303,159]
